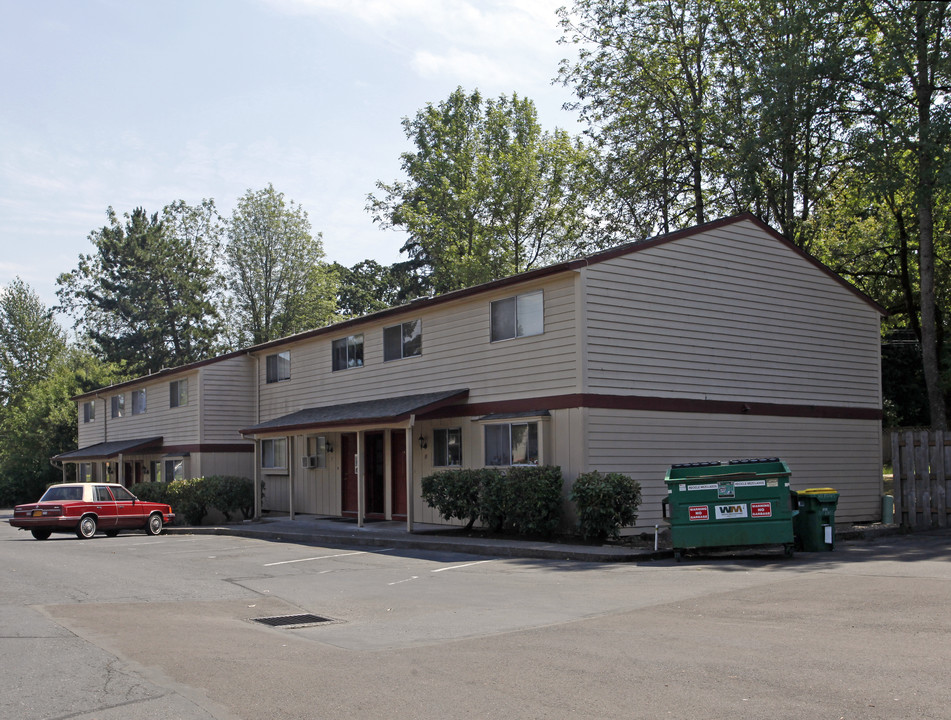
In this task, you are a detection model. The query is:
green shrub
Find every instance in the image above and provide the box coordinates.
[570,471,642,540]
[481,466,563,536]
[203,475,254,521]
[421,469,492,530]
[129,481,171,505]
[167,477,212,525]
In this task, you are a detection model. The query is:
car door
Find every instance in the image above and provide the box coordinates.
[110,485,142,528]
[92,485,119,529]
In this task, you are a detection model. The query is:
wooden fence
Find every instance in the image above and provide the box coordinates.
[890,430,951,528]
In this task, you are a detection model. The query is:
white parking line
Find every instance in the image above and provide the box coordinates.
[431,559,495,573]
[264,548,394,566]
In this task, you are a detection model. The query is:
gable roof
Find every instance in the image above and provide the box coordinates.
[74,213,884,401]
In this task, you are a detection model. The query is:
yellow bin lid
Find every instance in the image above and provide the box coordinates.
[798,487,837,495]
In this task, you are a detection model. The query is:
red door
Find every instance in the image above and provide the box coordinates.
[341,433,358,516]
[364,432,385,517]
[390,430,407,519]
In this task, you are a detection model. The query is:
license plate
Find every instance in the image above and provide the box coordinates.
[32,509,43,517]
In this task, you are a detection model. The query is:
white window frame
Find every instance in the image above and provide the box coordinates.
[131,389,147,415]
[82,401,95,424]
[164,458,185,482]
[433,427,463,467]
[490,289,544,342]
[261,437,288,470]
[332,334,364,371]
[383,319,422,362]
[266,351,291,383]
[483,421,541,467]
[302,435,328,469]
[170,379,188,408]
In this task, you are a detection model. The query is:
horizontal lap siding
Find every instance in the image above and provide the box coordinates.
[584,222,881,407]
[199,356,256,444]
[586,408,882,529]
[84,373,200,445]
[258,275,579,421]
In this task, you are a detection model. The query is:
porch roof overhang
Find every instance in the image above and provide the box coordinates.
[52,436,164,462]
[239,389,470,437]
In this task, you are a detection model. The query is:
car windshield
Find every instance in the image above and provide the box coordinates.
[40,486,84,502]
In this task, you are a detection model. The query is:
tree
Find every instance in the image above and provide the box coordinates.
[0,347,126,505]
[223,184,337,345]
[837,0,951,427]
[368,88,594,295]
[0,277,66,411]
[559,0,724,238]
[56,200,223,375]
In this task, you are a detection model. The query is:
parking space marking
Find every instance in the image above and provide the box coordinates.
[431,559,495,573]
[388,576,419,586]
[264,548,394,566]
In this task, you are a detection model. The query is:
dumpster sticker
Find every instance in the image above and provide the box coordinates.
[751,502,772,517]
[717,481,735,498]
[766,479,778,487]
[687,483,718,491]
[688,506,709,521]
[735,480,766,488]
[714,503,748,519]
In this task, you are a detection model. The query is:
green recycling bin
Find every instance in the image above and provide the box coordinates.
[662,458,796,560]
[793,488,839,551]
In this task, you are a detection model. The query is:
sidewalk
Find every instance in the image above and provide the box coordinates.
[165,513,905,563]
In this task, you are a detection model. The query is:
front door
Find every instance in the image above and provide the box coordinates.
[364,432,385,517]
[341,433,358,516]
[390,430,407,519]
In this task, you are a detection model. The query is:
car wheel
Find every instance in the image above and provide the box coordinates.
[146,513,163,536]
[105,530,120,537]
[76,515,97,539]
[31,528,52,540]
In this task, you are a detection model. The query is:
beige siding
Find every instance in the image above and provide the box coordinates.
[198,355,256,443]
[192,451,254,480]
[586,408,882,530]
[77,397,107,447]
[257,275,580,421]
[262,433,342,514]
[583,220,882,408]
[83,372,200,445]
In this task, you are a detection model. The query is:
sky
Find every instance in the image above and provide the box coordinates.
[0,0,581,313]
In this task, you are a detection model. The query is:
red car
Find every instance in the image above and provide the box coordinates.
[9,483,175,540]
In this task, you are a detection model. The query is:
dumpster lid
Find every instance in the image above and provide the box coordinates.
[665,457,790,483]
[798,487,838,496]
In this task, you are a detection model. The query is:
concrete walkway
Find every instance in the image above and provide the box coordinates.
[165,513,902,562]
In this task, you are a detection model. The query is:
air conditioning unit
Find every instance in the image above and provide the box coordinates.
[300,455,316,469]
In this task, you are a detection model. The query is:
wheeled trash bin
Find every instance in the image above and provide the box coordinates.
[793,488,839,551]
[662,458,796,560]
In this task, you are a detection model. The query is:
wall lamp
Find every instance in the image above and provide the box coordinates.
[418,434,428,450]
[325,441,334,453]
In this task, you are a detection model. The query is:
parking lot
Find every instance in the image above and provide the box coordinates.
[2,519,950,719]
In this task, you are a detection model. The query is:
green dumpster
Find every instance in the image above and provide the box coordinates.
[793,488,839,551]
[662,458,796,560]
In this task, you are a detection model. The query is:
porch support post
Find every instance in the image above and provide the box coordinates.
[118,453,124,486]
[357,430,365,528]
[253,440,262,520]
[406,418,414,533]
[288,435,295,521]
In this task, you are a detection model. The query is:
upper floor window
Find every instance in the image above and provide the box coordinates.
[490,290,543,342]
[485,422,539,466]
[132,389,147,415]
[384,319,422,361]
[261,437,287,470]
[332,334,364,371]
[170,379,188,408]
[266,351,291,383]
[82,401,95,424]
[111,394,125,418]
[433,428,462,467]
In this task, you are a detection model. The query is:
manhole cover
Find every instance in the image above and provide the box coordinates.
[250,613,333,628]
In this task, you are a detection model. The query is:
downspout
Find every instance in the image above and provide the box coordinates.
[248,352,262,521]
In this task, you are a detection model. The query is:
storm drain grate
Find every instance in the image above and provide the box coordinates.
[250,613,333,628]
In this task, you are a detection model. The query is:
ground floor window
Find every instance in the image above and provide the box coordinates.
[261,438,287,470]
[303,436,327,469]
[164,459,185,482]
[484,422,539,466]
[433,428,462,467]
[78,462,95,482]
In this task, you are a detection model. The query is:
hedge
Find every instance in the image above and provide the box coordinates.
[129,476,255,525]
[570,471,642,540]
